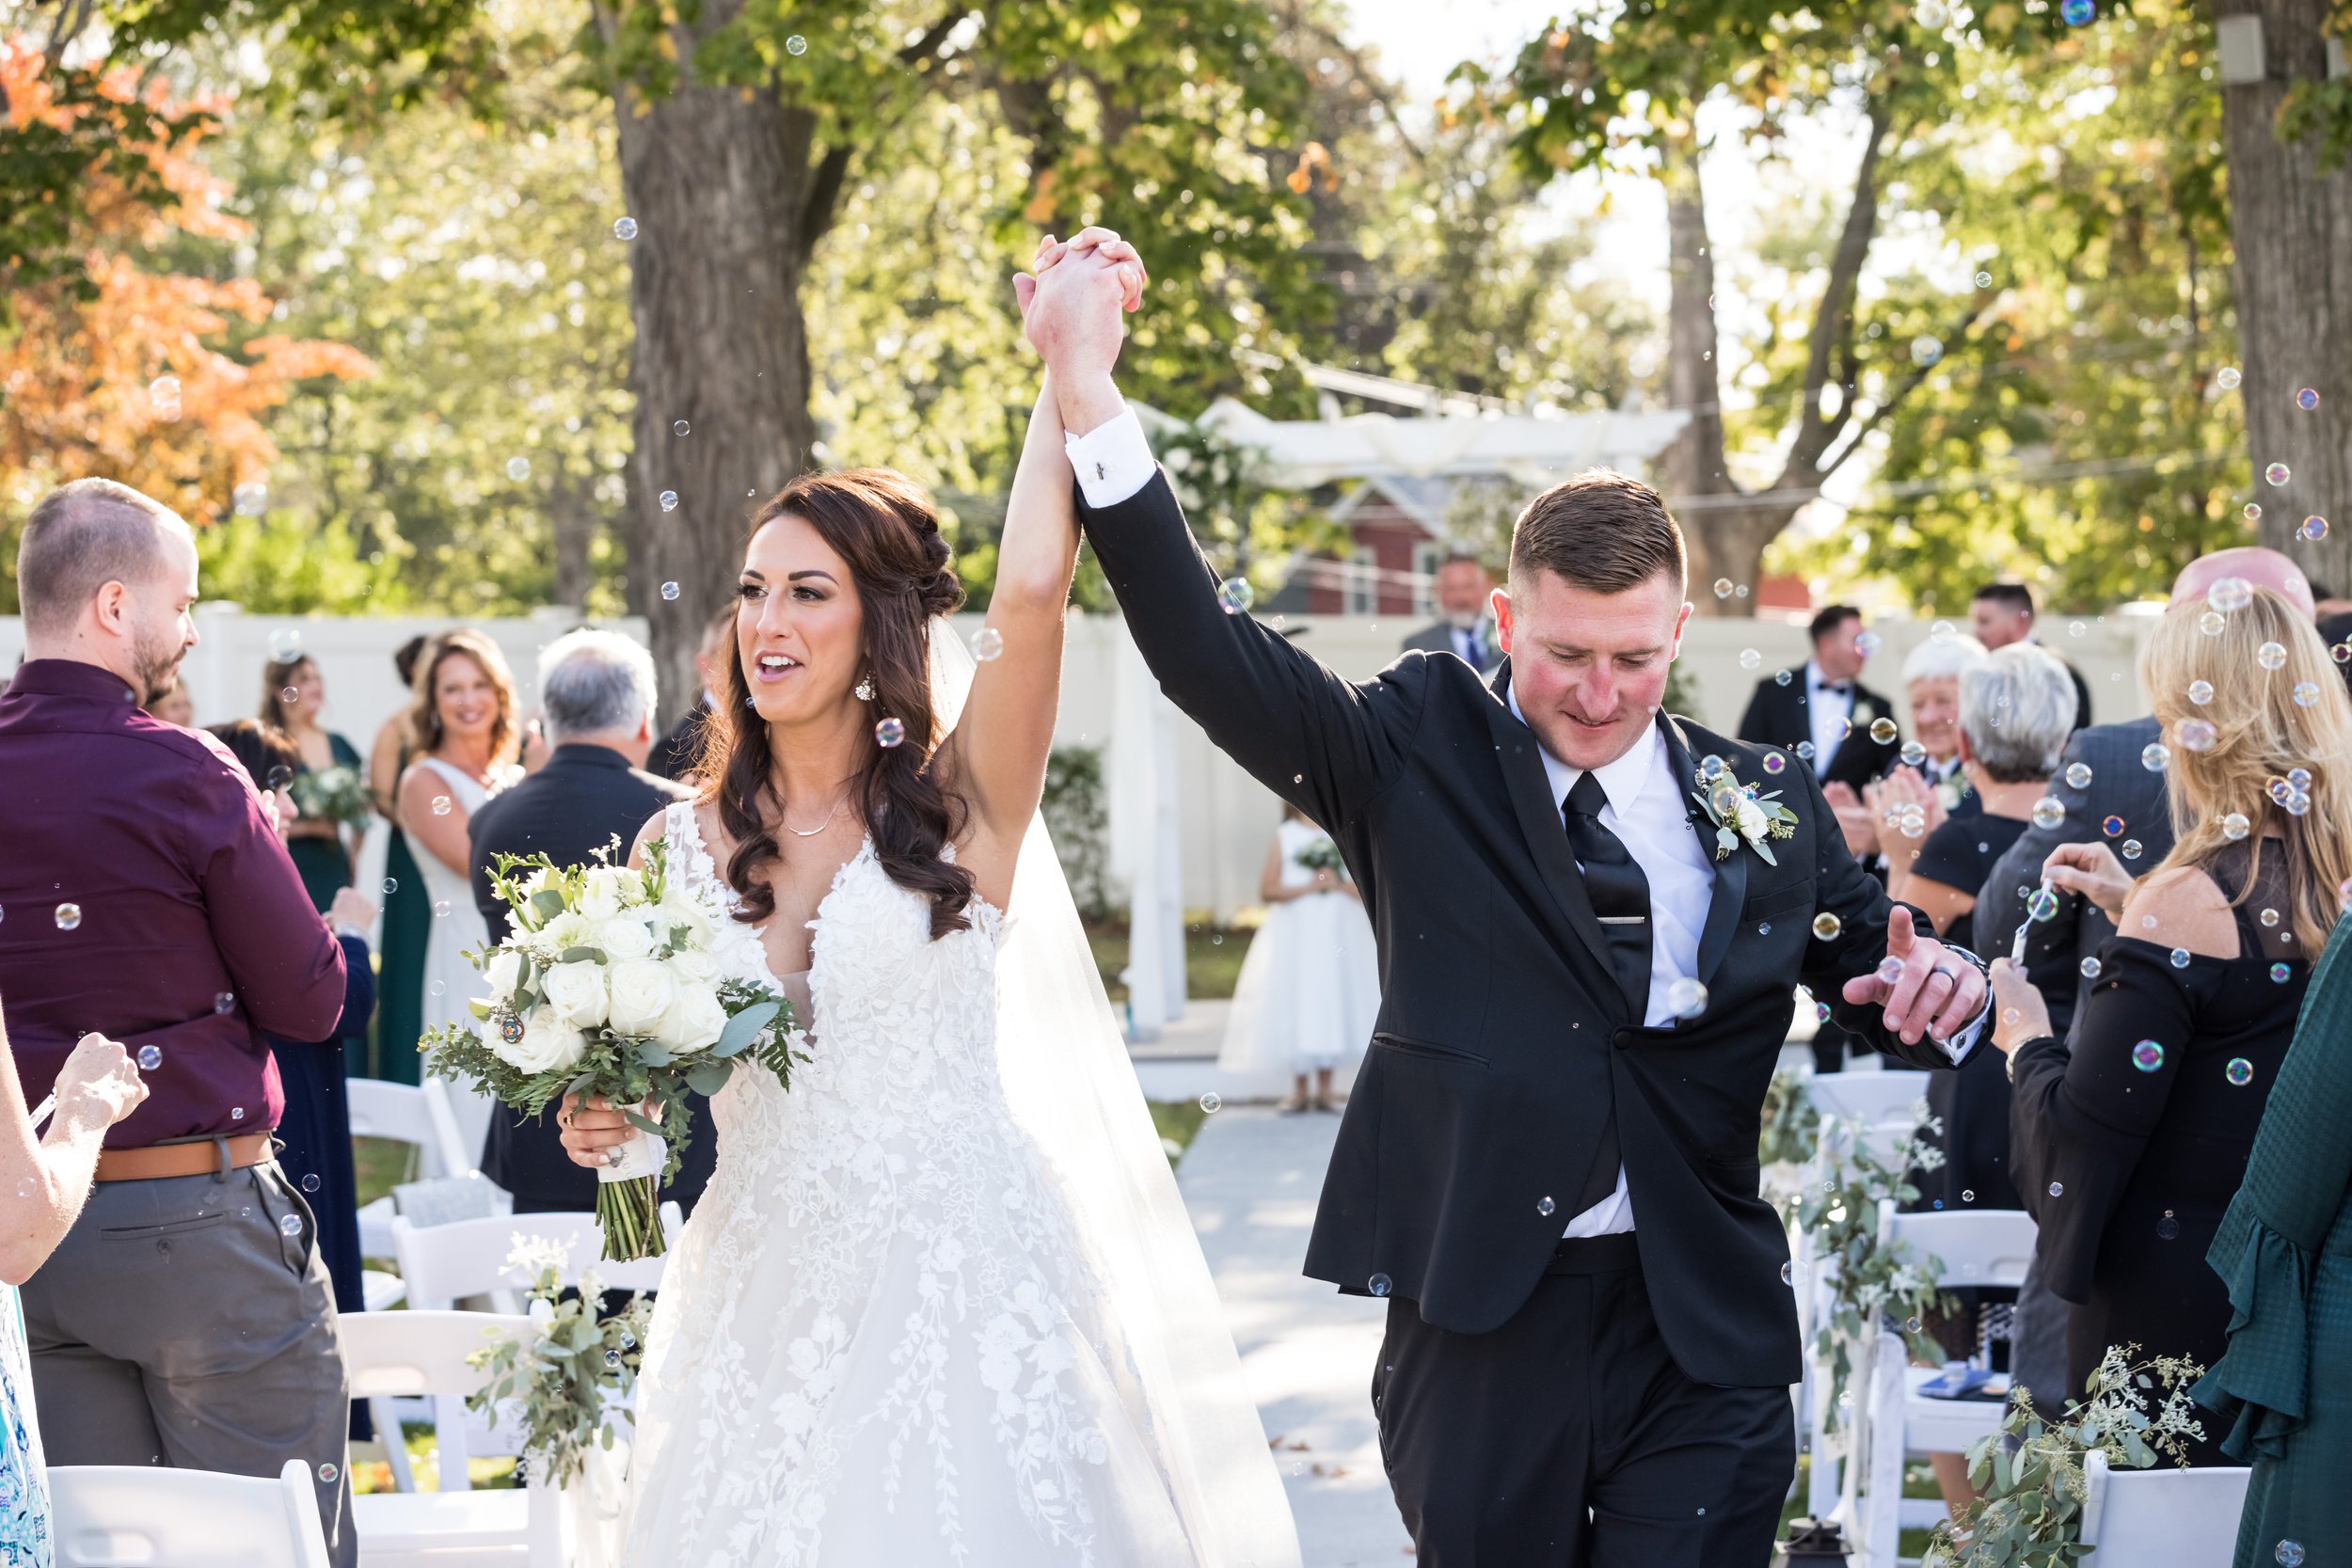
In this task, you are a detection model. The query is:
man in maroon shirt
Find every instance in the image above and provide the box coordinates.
[0,479,356,1566]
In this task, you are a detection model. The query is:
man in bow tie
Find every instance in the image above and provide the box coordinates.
[1737,604,1903,793]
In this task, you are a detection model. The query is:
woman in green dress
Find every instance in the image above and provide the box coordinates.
[2194,910,2352,1566]
[362,635,434,1085]
[263,654,363,911]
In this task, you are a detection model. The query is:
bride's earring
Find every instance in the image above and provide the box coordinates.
[854,670,876,703]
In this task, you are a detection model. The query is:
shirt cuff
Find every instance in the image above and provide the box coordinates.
[1933,943,1992,1063]
[1064,405,1157,511]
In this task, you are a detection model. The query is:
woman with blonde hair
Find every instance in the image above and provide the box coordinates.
[394,629,520,1156]
[1990,580,2352,1458]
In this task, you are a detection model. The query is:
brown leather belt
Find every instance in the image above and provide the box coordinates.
[94,1132,273,1183]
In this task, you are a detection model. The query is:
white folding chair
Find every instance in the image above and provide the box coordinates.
[49,1458,332,1568]
[348,1077,478,1259]
[382,1210,672,1495]
[1851,1204,2039,1568]
[1807,1070,1931,1129]
[342,1310,564,1567]
[2079,1449,2251,1563]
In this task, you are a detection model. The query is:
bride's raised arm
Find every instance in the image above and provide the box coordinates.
[941,372,1081,852]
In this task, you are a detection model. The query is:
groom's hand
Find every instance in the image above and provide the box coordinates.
[1016,228,1144,434]
[1840,905,1988,1046]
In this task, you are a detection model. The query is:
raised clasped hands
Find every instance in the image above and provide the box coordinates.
[1013,227,1147,377]
[1839,905,1988,1047]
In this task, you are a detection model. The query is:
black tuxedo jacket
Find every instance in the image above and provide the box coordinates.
[1080,473,1974,1387]
[1737,668,1902,794]
[465,744,717,1213]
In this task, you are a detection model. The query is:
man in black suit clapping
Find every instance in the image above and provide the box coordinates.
[1737,604,1902,793]
[468,628,717,1213]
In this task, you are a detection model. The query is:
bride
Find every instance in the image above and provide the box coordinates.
[556,235,1299,1566]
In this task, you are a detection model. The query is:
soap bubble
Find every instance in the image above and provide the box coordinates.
[2246,502,2265,523]
[2177,719,2217,752]
[318,1462,339,1484]
[233,482,268,516]
[786,33,808,54]
[2027,886,2062,923]
[1368,1273,1391,1297]
[2226,1057,2254,1086]
[2259,641,2289,672]
[2222,812,2251,841]
[2289,768,2312,788]
[382,878,398,894]
[1217,578,1254,615]
[214,991,234,1014]
[1713,578,1734,599]
[2140,742,2169,772]
[2059,0,2094,23]
[660,582,680,601]
[659,490,678,513]
[2295,680,2322,706]
[1711,784,1741,818]
[1667,977,1708,1019]
[673,420,690,436]
[433,900,451,918]
[278,1213,302,1237]
[53,904,80,931]
[302,1173,320,1193]
[2275,1543,2304,1568]
[1869,717,1899,745]
[1780,1260,1798,1285]
[612,216,638,240]
[1762,752,1787,774]
[2199,610,2228,637]
[2271,961,2293,983]
[2102,815,2125,837]
[150,374,182,415]
[1973,269,1991,288]
[1199,1092,1221,1114]
[1900,740,1926,768]
[1877,956,1906,986]
[2122,838,2143,860]
[1774,669,1793,687]
[2303,515,2330,542]
[874,717,907,749]
[971,627,1005,662]
[2217,366,2242,390]
[1812,912,1843,941]
[1795,741,1816,762]
[2031,798,2065,830]
[2297,388,2320,411]
[2079,957,2102,980]
[1739,648,1762,671]
[1910,336,1943,367]
[2267,462,2293,487]
[506,455,532,483]
[2209,576,2255,613]
[2064,762,2092,789]
[1699,754,1727,782]
[2133,1039,2167,1070]
[2188,680,2215,705]
[2156,1212,2180,1240]
[1855,630,1883,658]
[431,796,452,816]
[137,1045,162,1070]
[2048,1182,2064,1197]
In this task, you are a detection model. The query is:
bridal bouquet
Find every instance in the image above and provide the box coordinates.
[1295,835,1344,875]
[421,838,801,1260]
[290,764,370,828]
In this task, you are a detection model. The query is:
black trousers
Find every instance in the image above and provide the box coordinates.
[1374,1233,1794,1568]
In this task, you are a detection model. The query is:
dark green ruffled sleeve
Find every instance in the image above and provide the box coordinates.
[2193,912,2352,1458]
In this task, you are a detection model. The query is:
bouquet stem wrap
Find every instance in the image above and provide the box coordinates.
[595,1126,667,1262]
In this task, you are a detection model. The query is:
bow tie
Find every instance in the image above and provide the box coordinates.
[1814,681,1851,696]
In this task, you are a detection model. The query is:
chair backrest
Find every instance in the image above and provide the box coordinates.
[341,1309,531,1402]
[345,1077,473,1178]
[1808,1071,1931,1129]
[1876,1202,2037,1290]
[2079,1449,2252,1554]
[50,1459,332,1568]
[390,1208,676,1310]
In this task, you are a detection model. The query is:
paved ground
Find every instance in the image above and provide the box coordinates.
[1174,1101,1416,1567]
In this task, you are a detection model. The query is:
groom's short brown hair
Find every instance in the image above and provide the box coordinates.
[1508,468,1686,595]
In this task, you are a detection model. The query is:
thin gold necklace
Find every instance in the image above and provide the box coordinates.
[780,791,850,838]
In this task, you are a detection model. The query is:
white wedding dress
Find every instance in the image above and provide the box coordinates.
[619,800,1294,1566]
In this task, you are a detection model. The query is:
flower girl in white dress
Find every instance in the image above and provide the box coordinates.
[553,232,1298,1568]
[1218,804,1379,1113]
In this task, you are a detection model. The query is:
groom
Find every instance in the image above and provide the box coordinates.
[1022,231,1990,1566]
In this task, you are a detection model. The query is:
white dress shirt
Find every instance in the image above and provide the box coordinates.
[1068,405,1160,509]
[1805,658,1856,775]
[1508,692,1715,1237]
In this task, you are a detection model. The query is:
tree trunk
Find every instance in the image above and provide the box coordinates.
[609,14,820,725]
[549,467,596,611]
[1658,134,1747,613]
[2217,0,2352,592]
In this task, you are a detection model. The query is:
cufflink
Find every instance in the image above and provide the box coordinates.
[1094,461,1106,480]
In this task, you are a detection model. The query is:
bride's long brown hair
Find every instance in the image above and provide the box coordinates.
[695,469,976,940]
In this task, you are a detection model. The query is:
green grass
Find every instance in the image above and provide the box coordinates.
[353,1135,418,1215]
[1149,1098,1210,1165]
[1086,918,1253,1002]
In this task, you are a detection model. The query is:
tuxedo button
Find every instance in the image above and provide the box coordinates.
[1613,1030,1635,1050]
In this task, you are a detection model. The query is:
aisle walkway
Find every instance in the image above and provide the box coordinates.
[1175,1103,1415,1566]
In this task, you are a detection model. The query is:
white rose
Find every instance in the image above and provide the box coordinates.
[655,983,728,1056]
[540,959,610,1029]
[577,866,628,921]
[658,891,713,943]
[605,958,679,1040]
[1735,799,1768,841]
[595,915,657,962]
[496,1005,587,1074]
[539,910,594,954]
[483,949,523,1006]
[666,944,719,986]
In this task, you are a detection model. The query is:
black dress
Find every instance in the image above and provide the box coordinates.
[2009,843,2306,1457]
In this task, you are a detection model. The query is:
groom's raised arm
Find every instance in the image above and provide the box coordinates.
[1069,408,1427,831]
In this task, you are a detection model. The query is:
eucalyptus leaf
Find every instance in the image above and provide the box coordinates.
[716,1000,780,1059]
[529,889,566,921]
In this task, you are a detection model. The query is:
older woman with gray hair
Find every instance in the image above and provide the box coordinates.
[1825,633,1990,869]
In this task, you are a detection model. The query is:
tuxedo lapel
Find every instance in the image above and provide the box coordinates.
[1661,718,1748,987]
[1483,662,1624,1015]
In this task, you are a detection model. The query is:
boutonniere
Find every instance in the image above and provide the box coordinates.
[1690,756,1800,866]
[1934,772,1968,815]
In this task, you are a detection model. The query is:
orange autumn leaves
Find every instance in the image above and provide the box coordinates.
[0,37,370,530]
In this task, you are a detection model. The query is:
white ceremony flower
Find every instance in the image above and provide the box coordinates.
[595,915,657,962]
[657,890,714,943]
[577,865,628,921]
[1734,799,1769,842]
[605,958,680,1040]
[483,949,523,1006]
[539,910,594,954]
[498,1005,588,1074]
[540,959,610,1029]
[666,944,719,986]
[655,982,728,1055]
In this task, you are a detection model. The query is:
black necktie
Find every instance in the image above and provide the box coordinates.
[1563,771,1649,1214]
[1462,626,1486,669]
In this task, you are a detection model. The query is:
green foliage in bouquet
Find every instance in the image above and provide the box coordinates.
[1921,1345,2209,1568]
[1294,835,1345,876]
[466,1239,655,1492]
[290,765,371,829]
[1802,1104,1954,1437]
[421,836,804,1259]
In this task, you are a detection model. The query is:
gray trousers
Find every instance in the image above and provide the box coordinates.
[19,1159,355,1568]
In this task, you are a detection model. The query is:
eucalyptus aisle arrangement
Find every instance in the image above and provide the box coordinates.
[1921,1345,2208,1568]
[421,838,803,1260]
[467,1236,656,1490]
